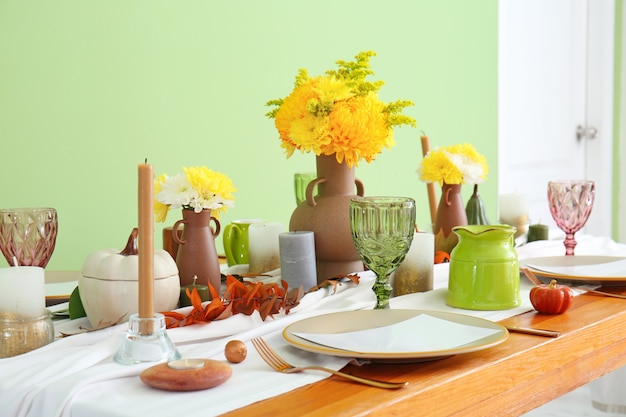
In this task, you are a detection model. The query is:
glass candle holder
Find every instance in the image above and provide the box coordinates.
[0,311,54,358]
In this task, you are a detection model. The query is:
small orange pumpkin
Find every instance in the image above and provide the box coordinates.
[530,279,574,314]
[434,251,450,264]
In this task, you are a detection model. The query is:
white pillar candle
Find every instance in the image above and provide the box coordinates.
[248,222,283,275]
[392,232,434,296]
[279,231,316,291]
[0,266,46,317]
[498,192,529,238]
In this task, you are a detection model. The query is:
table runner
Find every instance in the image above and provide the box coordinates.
[0,234,623,416]
[0,278,373,417]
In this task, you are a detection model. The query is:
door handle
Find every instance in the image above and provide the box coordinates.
[576,125,598,140]
[587,126,598,139]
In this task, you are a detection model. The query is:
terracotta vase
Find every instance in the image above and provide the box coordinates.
[433,183,468,254]
[289,154,365,284]
[172,209,221,294]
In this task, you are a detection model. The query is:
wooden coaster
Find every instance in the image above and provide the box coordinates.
[140,359,232,391]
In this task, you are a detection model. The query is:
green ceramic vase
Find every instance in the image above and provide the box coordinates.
[446,224,520,310]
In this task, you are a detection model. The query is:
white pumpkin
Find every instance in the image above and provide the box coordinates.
[79,228,180,327]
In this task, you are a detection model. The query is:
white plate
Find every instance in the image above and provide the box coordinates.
[520,256,626,284]
[282,309,508,362]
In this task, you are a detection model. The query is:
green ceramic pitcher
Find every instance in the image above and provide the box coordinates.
[446,224,520,310]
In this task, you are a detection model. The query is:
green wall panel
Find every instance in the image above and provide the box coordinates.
[0,0,497,269]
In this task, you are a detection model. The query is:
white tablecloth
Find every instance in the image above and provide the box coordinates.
[1,234,624,416]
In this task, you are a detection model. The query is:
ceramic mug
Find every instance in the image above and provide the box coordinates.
[223,219,264,266]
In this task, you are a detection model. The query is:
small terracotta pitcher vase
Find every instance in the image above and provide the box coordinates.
[432,183,467,254]
[446,224,520,310]
[172,209,221,294]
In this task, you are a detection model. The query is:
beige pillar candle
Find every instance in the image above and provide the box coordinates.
[392,232,434,296]
[248,222,283,275]
[498,193,529,238]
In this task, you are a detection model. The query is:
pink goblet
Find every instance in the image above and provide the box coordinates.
[0,208,58,267]
[547,180,595,256]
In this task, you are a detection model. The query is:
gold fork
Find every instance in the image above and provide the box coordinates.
[251,337,408,389]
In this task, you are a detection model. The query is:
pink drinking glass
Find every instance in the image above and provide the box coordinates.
[0,208,58,267]
[547,180,595,256]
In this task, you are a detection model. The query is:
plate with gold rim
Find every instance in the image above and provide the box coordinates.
[282,309,508,363]
[520,256,626,285]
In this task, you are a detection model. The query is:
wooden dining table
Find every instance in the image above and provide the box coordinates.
[223,287,626,417]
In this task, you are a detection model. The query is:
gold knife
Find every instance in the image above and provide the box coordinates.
[504,325,560,338]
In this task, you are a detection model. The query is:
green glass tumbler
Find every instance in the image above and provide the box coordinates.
[294,172,317,206]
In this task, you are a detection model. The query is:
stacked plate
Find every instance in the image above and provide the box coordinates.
[520,256,626,286]
[282,309,509,363]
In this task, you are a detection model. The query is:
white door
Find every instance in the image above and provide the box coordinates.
[498,0,614,238]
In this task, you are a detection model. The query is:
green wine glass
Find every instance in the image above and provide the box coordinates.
[350,197,416,309]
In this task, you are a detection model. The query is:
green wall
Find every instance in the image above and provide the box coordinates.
[0,0,498,270]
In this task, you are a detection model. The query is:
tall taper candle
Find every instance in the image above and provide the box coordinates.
[420,134,438,225]
[138,162,155,319]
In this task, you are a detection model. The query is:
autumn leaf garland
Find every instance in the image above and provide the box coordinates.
[162,274,361,329]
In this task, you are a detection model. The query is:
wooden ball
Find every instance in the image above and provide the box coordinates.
[225,340,247,363]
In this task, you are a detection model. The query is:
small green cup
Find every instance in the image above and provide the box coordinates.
[294,172,317,205]
[223,219,264,266]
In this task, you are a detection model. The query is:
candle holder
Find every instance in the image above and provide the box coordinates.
[114,313,181,365]
[0,311,54,358]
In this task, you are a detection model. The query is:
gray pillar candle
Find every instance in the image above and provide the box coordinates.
[279,231,317,291]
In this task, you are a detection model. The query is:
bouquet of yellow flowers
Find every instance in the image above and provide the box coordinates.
[266,51,416,167]
[418,143,488,186]
[154,166,236,222]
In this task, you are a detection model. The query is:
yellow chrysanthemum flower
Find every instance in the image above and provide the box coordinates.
[314,76,354,104]
[418,143,488,186]
[289,116,330,155]
[274,79,319,154]
[266,51,416,168]
[154,166,236,222]
[154,173,170,223]
[328,94,393,166]
[448,143,489,179]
